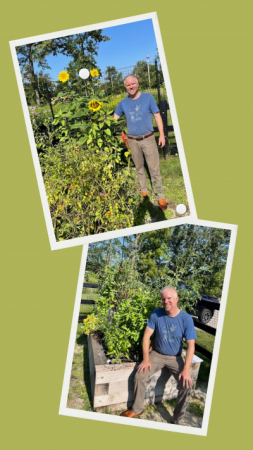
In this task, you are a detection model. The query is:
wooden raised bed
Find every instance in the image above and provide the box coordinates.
[88,332,203,413]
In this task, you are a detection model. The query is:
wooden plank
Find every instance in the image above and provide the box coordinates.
[95,378,181,408]
[83,282,101,289]
[94,391,131,408]
[195,343,212,360]
[96,363,137,384]
[94,390,179,413]
[88,334,95,400]
[94,383,109,396]
[90,333,107,366]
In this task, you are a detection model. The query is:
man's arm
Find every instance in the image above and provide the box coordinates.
[178,339,195,388]
[137,326,154,374]
[154,112,166,148]
[113,113,120,120]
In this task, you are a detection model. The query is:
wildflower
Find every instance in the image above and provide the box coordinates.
[58,71,69,83]
[97,81,101,84]
[90,225,94,229]
[88,100,103,112]
[90,68,99,77]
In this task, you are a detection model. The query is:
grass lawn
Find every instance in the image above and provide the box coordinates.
[134,151,188,225]
[194,329,214,384]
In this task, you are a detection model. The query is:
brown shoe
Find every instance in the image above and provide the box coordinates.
[121,409,143,418]
[158,199,167,211]
[141,191,148,197]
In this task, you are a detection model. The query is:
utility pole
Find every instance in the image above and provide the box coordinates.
[146,54,151,88]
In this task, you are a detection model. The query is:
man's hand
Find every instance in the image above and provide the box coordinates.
[178,368,193,388]
[137,359,151,374]
[158,135,166,148]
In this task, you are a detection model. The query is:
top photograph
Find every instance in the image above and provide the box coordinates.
[10,13,196,250]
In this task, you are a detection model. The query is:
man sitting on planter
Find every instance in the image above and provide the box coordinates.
[121,286,197,425]
[113,74,167,211]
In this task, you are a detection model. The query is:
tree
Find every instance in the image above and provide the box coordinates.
[16,31,110,105]
[86,225,231,298]
[16,42,50,106]
[24,71,56,106]
[64,31,110,93]
[102,66,124,94]
[168,225,231,296]
[133,60,149,89]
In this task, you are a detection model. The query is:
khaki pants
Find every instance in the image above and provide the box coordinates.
[128,134,165,200]
[132,350,192,424]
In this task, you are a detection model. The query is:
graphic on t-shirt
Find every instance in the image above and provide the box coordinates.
[162,324,177,343]
[129,104,142,123]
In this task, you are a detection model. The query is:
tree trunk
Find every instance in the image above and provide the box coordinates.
[132,234,141,266]
[28,44,41,106]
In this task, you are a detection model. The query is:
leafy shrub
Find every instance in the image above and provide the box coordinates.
[40,140,143,240]
[82,259,160,362]
[82,254,199,363]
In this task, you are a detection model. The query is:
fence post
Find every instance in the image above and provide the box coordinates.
[155,60,161,108]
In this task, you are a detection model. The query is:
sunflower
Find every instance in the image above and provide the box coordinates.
[88,100,103,112]
[90,68,99,77]
[58,71,69,83]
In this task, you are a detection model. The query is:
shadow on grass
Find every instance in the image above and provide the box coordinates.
[76,332,93,408]
[133,195,166,227]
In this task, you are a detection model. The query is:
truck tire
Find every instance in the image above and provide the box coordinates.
[198,308,213,324]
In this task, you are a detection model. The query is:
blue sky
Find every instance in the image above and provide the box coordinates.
[33,19,159,81]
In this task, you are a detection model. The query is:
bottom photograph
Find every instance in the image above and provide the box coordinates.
[60,220,237,436]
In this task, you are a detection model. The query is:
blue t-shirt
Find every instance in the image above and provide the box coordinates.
[114,93,159,136]
[147,309,197,356]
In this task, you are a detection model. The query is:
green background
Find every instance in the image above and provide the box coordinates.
[1,0,251,447]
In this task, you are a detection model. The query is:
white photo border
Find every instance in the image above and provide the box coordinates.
[59,218,237,436]
[9,12,197,251]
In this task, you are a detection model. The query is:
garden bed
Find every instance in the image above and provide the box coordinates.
[88,332,203,413]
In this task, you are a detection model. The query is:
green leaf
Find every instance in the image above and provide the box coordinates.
[104,128,111,136]
[99,122,104,129]
[69,123,83,130]
[78,137,86,145]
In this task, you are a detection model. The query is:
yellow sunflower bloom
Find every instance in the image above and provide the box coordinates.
[90,68,99,77]
[88,100,103,112]
[58,71,69,83]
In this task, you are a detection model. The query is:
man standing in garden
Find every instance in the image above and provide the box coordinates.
[113,75,167,211]
[121,286,197,425]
